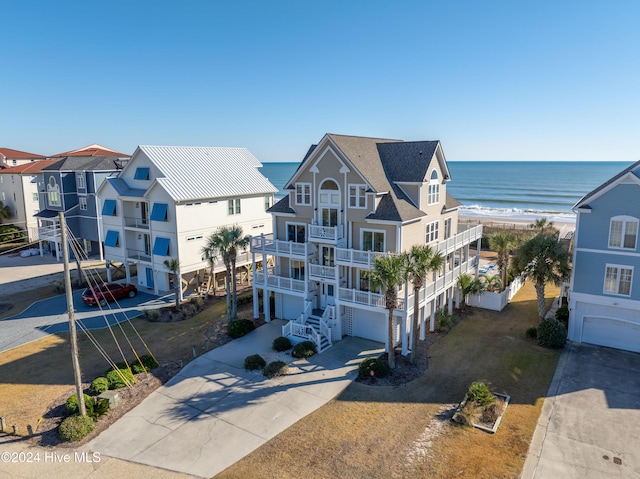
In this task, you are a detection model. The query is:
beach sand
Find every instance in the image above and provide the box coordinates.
[459,215,576,240]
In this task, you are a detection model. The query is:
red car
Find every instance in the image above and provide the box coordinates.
[81,282,138,306]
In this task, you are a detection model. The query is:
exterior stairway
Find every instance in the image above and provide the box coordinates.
[307,309,331,352]
[282,306,333,353]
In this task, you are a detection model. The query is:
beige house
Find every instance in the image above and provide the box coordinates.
[251,133,482,354]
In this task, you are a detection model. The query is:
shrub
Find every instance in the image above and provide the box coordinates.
[90,377,109,395]
[537,318,567,349]
[525,326,538,339]
[358,357,390,379]
[58,414,94,442]
[437,309,454,332]
[144,309,160,321]
[555,305,569,326]
[272,336,292,352]
[466,382,495,407]
[292,340,317,358]
[244,354,266,371]
[92,398,110,418]
[190,296,204,311]
[228,319,255,338]
[263,360,288,378]
[66,394,94,415]
[106,368,134,389]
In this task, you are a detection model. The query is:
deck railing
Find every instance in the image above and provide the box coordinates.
[308,224,344,242]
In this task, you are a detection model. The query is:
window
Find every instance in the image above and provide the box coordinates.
[604,264,633,296]
[48,191,60,207]
[428,170,440,205]
[426,221,439,243]
[79,197,87,211]
[76,173,86,189]
[104,230,120,248]
[102,199,117,216]
[444,218,452,240]
[359,270,372,291]
[349,185,367,208]
[134,167,150,180]
[291,260,305,280]
[362,230,385,252]
[228,198,241,215]
[264,195,271,211]
[609,216,638,249]
[287,223,306,243]
[152,237,171,256]
[32,193,38,202]
[295,183,311,205]
[150,203,169,222]
[186,235,203,242]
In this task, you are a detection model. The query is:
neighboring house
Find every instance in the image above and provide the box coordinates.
[50,143,130,160]
[0,160,60,239]
[250,133,482,353]
[36,155,129,260]
[97,145,277,300]
[0,147,46,169]
[569,160,640,353]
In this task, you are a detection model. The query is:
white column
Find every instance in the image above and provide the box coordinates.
[265,290,271,322]
[106,260,112,282]
[429,299,436,333]
[447,287,453,314]
[125,262,131,284]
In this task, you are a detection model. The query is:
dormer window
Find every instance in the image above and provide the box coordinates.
[428,170,440,205]
[134,167,150,180]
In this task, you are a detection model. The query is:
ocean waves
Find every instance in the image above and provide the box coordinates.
[458,204,576,223]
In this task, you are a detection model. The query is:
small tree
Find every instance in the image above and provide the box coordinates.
[488,232,516,291]
[163,258,181,309]
[0,201,11,223]
[529,217,555,235]
[458,273,486,306]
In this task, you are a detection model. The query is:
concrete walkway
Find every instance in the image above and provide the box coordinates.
[87,321,383,478]
[522,342,640,478]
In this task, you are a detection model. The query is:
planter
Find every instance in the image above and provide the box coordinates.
[452,392,510,434]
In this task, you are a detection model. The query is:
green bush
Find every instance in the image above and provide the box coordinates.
[65,394,94,415]
[90,377,109,395]
[525,326,538,339]
[437,309,454,332]
[263,360,288,378]
[58,414,95,442]
[466,382,495,407]
[228,319,255,338]
[131,354,159,373]
[292,340,317,358]
[272,336,292,352]
[244,354,267,371]
[106,368,134,389]
[537,318,567,349]
[190,296,204,311]
[92,398,110,418]
[555,305,569,326]
[358,357,390,379]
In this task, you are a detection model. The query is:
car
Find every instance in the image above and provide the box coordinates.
[81,282,138,306]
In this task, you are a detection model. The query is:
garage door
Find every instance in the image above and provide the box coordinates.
[351,310,386,343]
[582,317,640,353]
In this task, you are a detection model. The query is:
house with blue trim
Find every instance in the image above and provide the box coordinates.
[569,160,640,353]
[97,145,277,300]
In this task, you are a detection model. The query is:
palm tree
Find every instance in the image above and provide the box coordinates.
[202,225,250,322]
[163,258,181,309]
[0,201,11,223]
[457,273,486,306]
[406,245,444,364]
[513,234,571,320]
[370,254,407,369]
[529,217,555,235]
[488,232,516,291]
[484,274,503,292]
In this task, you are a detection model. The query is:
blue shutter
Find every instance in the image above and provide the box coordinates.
[134,167,150,180]
[104,230,119,247]
[102,199,116,216]
[153,237,170,256]
[150,203,168,222]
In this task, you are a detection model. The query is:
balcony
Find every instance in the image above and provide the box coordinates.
[308,264,338,282]
[250,235,314,259]
[308,224,344,244]
[124,216,149,230]
[335,248,384,268]
[339,287,406,311]
[253,270,316,297]
[38,225,61,241]
[127,249,151,262]
[436,224,483,255]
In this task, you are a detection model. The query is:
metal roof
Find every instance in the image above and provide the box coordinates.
[137,146,277,202]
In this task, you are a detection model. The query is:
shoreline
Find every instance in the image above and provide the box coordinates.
[459,214,576,239]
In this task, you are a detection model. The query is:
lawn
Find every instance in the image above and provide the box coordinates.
[216,282,561,479]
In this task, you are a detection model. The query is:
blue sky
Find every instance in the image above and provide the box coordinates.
[1,1,639,162]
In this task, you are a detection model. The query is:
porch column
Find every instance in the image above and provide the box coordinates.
[429,299,436,332]
[475,237,482,278]
[455,285,460,309]
[178,271,184,303]
[418,305,425,340]
[264,289,271,322]
[253,286,259,319]
[106,260,112,282]
[125,262,131,284]
[447,287,454,314]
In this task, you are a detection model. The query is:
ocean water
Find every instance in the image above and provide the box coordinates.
[260,161,634,223]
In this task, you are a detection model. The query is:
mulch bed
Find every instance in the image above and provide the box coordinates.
[0,303,13,315]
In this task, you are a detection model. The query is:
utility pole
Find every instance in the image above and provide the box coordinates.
[60,212,86,416]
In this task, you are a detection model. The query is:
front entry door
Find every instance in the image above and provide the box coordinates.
[320,283,335,308]
[146,267,154,288]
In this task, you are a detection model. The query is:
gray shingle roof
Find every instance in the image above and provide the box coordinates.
[43,156,125,172]
[376,141,441,183]
[268,195,296,214]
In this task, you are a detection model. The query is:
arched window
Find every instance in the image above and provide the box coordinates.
[319,178,340,227]
[428,170,440,205]
[609,215,639,249]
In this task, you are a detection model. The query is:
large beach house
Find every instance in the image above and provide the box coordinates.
[98,145,277,300]
[568,160,640,353]
[251,133,482,353]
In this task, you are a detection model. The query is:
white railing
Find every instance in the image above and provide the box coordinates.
[296,300,312,324]
[335,248,385,267]
[124,216,149,229]
[309,264,338,281]
[309,224,344,242]
[250,235,312,257]
[126,249,151,262]
[319,308,333,349]
[339,288,406,311]
[254,271,310,294]
[435,224,483,255]
[38,225,60,240]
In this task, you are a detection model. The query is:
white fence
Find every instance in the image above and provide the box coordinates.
[467,275,526,311]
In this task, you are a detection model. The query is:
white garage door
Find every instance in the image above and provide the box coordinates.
[582,317,640,353]
[352,310,386,343]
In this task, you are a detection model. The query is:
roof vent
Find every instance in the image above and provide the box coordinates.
[419,151,423,155]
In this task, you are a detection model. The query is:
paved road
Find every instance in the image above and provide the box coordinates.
[522,342,640,478]
[0,290,173,353]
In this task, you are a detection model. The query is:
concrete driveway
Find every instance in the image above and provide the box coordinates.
[523,343,640,478]
[87,320,383,478]
[0,289,173,353]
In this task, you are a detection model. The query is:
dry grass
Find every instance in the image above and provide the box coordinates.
[0,293,236,433]
[0,285,57,320]
[217,282,561,479]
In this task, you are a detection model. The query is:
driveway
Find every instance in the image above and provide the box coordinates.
[523,342,640,478]
[87,320,383,478]
[0,289,173,353]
